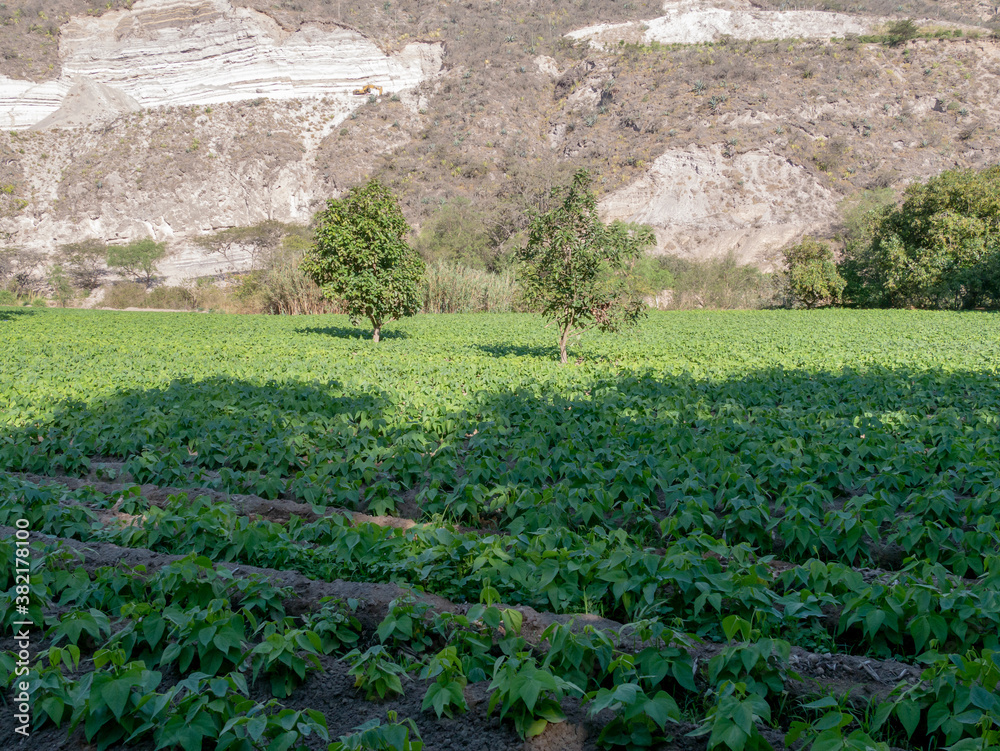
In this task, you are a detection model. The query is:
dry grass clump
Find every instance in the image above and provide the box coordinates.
[421,262,522,314]
[656,252,783,310]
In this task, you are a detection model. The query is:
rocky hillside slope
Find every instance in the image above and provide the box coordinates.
[1,0,998,278]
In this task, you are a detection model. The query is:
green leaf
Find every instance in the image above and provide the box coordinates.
[896,699,921,738]
[102,679,132,720]
[969,685,997,711]
[247,715,267,741]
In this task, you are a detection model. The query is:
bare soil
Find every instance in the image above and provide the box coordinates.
[13,471,419,529]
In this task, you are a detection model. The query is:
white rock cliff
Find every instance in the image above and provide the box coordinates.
[1,0,443,130]
[600,145,840,266]
[568,0,875,47]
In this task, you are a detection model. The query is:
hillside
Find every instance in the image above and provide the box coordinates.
[1,0,999,279]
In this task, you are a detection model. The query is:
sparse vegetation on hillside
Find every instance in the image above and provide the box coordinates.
[751,0,996,26]
[2,0,1000,288]
[0,0,136,81]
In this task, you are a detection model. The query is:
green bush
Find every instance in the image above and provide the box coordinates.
[781,237,845,308]
[885,19,919,46]
[839,165,1000,308]
[0,289,15,305]
[630,254,675,296]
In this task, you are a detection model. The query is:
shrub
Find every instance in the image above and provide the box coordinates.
[146,286,194,310]
[839,165,1000,308]
[103,282,148,309]
[781,237,845,308]
[630,254,675,297]
[233,233,337,315]
[657,252,780,310]
[186,278,239,312]
[47,264,74,308]
[885,19,919,46]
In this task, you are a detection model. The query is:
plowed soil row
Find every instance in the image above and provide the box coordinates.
[13,471,419,530]
[5,526,921,699]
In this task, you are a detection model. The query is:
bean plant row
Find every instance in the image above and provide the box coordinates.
[2,308,1000,749]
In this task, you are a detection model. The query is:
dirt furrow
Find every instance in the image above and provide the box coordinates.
[12,471,418,529]
[8,525,922,702]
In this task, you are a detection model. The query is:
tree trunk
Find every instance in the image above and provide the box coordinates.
[559,322,571,364]
[372,325,381,343]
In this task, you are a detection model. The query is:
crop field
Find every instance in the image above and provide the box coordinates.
[1,307,1000,751]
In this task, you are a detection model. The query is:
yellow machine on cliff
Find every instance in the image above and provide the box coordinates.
[352,84,383,96]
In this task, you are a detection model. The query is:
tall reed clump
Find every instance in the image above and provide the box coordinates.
[421,262,522,313]
[657,252,781,309]
[234,235,339,315]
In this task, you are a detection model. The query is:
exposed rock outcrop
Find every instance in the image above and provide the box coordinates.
[568,0,876,47]
[600,145,839,265]
[1,0,443,130]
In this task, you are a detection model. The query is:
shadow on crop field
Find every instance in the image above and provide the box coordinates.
[0,376,397,502]
[0,308,35,322]
[472,342,560,359]
[296,325,411,341]
[4,361,1000,539]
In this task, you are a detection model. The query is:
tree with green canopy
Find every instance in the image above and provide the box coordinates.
[301,180,425,342]
[518,169,654,364]
[106,237,167,287]
[839,166,1000,308]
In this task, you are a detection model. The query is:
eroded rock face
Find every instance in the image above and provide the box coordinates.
[0,78,72,130]
[0,0,443,130]
[600,145,839,265]
[568,0,875,47]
